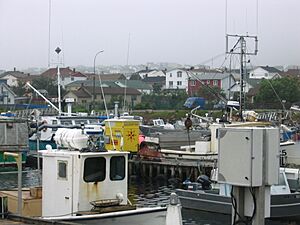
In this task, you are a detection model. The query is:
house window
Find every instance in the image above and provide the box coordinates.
[177,71,182,78]
[177,81,182,86]
[169,73,172,77]
[110,156,125,181]
[213,80,218,86]
[169,81,173,87]
[58,160,67,180]
[190,80,196,86]
[7,98,10,103]
[82,100,87,103]
[84,157,106,183]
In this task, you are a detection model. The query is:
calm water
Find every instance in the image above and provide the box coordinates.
[0,169,298,225]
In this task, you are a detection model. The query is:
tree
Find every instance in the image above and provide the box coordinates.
[30,77,61,96]
[255,77,300,105]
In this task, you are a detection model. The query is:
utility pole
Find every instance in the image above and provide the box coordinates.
[226,34,258,121]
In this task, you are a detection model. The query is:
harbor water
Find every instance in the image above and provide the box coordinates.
[0,169,299,225]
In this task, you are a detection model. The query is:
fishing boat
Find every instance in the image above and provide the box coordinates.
[1,120,167,225]
[176,168,300,218]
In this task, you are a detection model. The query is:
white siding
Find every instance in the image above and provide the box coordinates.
[165,69,189,91]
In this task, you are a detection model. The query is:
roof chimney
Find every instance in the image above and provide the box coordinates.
[13,67,16,72]
[73,68,75,72]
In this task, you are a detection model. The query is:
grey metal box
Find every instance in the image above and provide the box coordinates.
[217,127,279,187]
[0,120,29,151]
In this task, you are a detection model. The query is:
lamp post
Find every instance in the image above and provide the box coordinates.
[55,47,62,115]
[93,50,104,111]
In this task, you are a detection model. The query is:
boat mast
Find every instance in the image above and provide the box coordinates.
[55,47,62,115]
[226,34,258,121]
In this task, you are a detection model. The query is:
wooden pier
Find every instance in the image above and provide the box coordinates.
[129,154,218,181]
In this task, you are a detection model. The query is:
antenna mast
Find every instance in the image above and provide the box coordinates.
[226,34,258,121]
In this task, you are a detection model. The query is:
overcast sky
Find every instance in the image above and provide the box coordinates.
[0,0,299,70]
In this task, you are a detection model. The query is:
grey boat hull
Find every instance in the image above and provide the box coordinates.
[176,189,300,218]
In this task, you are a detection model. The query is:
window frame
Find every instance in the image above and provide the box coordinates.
[83,157,106,183]
[57,160,68,180]
[110,156,126,181]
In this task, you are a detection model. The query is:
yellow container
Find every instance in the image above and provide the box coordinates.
[104,119,140,152]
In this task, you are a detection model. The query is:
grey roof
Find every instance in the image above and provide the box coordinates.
[115,80,153,90]
[189,72,232,80]
[65,80,110,88]
[0,71,28,79]
[259,66,281,73]
[143,76,165,83]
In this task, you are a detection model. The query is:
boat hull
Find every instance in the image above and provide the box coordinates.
[176,189,300,218]
[46,207,167,225]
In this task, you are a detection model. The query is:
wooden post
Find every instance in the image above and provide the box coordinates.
[178,167,183,180]
[142,163,146,177]
[252,186,265,225]
[149,164,153,178]
[164,165,168,176]
[232,187,245,224]
[171,166,175,178]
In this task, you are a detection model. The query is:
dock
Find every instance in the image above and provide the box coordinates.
[129,152,218,181]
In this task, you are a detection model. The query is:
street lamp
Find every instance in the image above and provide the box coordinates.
[93,50,104,111]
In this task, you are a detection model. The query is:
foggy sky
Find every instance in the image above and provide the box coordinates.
[0,0,299,70]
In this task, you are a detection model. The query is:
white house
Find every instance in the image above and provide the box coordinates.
[165,69,189,91]
[0,68,31,87]
[137,68,166,79]
[249,66,281,80]
[0,82,17,104]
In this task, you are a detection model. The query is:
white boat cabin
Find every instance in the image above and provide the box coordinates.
[42,149,128,217]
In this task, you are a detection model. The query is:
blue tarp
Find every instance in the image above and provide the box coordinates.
[184,97,206,109]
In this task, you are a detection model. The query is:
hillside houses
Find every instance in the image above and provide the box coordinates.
[40,67,87,88]
[64,86,142,107]
[188,71,235,99]
[0,68,36,86]
[249,66,281,79]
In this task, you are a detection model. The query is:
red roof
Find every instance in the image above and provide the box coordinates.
[40,67,86,79]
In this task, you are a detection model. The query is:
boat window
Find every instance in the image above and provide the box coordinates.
[84,157,106,182]
[58,160,67,180]
[75,120,88,125]
[61,120,73,125]
[110,156,125,181]
[52,120,58,131]
[88,119,99,124]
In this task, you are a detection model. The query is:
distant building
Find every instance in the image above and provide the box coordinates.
[188,72,235,99]
[143,76,166,91]
[85,73,126,81]
[282,69,300,78]
[249,66,282,80]
[136,67,166,79]
[64,86,142,106]
[0,82,17,104]
[114,80,153,94]
[64,80,110,91]
[0,68,33,87]
[165,68,189,92]
[40,67,87,88]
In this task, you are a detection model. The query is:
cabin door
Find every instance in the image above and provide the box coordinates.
[55,157,73,215]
